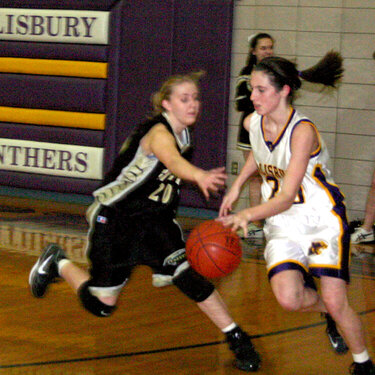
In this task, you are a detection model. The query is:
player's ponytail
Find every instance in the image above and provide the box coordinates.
[255,52,344,102]
[299,50,343,87]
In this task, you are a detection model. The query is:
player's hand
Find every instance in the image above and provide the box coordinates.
[216,210,249,237]
[218,186,241,217]
[196,167,227,201]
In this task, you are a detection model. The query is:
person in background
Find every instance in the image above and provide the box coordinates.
[29,72,261,372]
[235,33,274,238]
[219,55,374,375]
[351,165,375,244]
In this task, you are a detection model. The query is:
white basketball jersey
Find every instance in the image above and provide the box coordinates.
[249,108,344,218]
[249,108,350,281]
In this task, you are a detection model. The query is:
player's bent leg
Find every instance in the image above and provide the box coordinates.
[173,266,260,372]
[270,270,315,312]
[78,281,117,317]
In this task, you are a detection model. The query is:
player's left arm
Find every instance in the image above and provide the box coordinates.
[218,123,318,233]
[276,122,318,207]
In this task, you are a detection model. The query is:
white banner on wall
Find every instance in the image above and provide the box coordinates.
[0,8,109,44]
[0,138,104,179]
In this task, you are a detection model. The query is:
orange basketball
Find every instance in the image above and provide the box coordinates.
[185,220,242,279]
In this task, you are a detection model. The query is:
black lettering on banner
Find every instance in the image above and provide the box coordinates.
[58,150,73,171]
[0,144,96,174]
[30,15,44,35]
[75,152,88,173]
[0,13,98,39]
[42,149,57,169]
[0,145,5,163]
[46,16,61,37]
[24,147,40,167]
[16,15,28,35]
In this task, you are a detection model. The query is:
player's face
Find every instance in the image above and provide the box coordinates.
[252,38,274,62]
[250,71,286,116]
[162,82,201,130]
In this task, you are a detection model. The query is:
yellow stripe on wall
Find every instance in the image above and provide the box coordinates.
[0,58,107,78]
[0,107,105,130]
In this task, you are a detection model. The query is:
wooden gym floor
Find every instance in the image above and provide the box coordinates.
[0,198,374,375]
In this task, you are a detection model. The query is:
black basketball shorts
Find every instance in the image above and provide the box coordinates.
[86,206,185,288]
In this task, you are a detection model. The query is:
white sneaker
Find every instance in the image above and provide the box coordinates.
[351,227,374,244]
[237,223,264,238]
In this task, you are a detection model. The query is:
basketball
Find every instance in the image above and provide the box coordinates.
[185,220,242,279]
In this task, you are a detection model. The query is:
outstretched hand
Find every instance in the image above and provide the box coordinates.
[196,167,227,201]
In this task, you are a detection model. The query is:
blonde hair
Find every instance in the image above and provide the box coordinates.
[151,71,205,116]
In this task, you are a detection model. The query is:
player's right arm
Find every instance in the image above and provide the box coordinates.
[219,114,257,217]
[219,151,258,217]
[143,123,227,200]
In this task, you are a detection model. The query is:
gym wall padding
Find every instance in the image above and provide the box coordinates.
[0,75,106,113]
[0,0,234,210]
[0,123,104,147]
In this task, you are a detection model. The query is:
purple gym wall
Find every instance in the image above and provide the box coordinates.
[0,0,234,210]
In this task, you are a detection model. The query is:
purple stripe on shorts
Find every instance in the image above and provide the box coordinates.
[311,267,350,283]
[267,262,306,281]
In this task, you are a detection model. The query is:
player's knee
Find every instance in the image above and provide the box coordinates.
[173,265,214,302]
[78,281,116,317]
[274,288,304,312]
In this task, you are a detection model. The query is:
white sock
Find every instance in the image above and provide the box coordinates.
[352,349,370,363]
[57,259,71,276]
[222,322,237,333]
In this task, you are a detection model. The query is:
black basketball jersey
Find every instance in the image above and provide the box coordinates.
[92,114,191,217]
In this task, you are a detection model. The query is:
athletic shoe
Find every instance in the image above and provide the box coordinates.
[226,327,261,372]
[325,313,349,354]
[238,223,264,239]
[349,359,375,375]
[349,219,363,234]
[351,227,374,244]
[29,243,66,298]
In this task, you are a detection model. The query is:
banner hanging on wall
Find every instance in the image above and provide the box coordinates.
[0,8,109,44]
[0,138,104,179]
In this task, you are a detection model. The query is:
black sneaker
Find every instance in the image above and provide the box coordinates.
[324,313,349,354]
[29,243,66,298]
[226,327,261,372]
[349,359,375,375]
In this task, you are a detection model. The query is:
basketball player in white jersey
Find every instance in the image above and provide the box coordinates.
[218,56,374,375]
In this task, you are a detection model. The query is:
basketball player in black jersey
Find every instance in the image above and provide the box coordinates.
[29,72,261,372]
